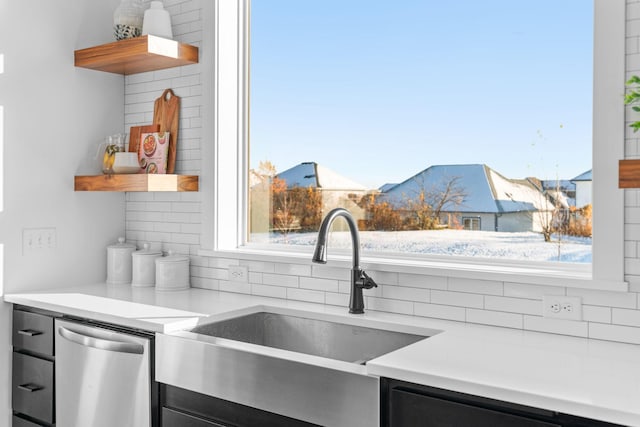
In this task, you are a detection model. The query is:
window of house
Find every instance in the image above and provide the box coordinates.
[204,0,625,290]
[247,0,595,264]
[463,218,481,232]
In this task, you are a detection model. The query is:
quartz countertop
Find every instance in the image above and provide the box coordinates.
[5,284,640,426]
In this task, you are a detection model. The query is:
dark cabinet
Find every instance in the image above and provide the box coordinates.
[12,306,57,427]
[160,384,318,427]
[381,378,623,427]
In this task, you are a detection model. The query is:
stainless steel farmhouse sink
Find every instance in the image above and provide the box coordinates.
[189,310,426,365]
[156,306,437,427]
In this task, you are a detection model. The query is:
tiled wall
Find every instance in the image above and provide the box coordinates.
[126,0,640,345]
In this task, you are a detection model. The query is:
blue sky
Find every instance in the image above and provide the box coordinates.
[250,1,593,189]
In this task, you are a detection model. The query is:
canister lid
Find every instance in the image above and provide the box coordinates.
[108,237,136,250]
[132,242,162,257]
[155,250,189,264]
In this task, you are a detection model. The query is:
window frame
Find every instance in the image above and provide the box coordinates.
[200,0,627,292]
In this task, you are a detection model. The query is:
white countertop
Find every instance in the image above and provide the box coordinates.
[5,284,640,426]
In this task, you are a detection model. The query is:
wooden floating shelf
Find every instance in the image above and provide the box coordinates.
[75,174,199,192]
[619,159,640,188]
[74,35,199,75]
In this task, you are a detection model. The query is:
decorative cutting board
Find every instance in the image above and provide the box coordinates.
[153,89,180,174]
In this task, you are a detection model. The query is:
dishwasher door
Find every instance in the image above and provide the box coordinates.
[55,318,151,427]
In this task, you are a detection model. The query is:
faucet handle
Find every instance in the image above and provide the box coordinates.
[359,270,378,289]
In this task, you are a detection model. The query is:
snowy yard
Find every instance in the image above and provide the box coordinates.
[262,230,592,263]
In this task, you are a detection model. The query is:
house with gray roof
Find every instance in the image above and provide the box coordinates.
[250,162,368,233]
[380,164,554,233]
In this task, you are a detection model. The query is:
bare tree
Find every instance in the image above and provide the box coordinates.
[402,175,467,230]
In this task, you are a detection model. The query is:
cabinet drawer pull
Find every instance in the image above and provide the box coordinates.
[17,383,43,392]
[17,329,43,337]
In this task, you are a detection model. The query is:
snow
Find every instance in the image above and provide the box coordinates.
[258,229,592,263]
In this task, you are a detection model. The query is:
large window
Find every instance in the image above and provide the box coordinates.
[203,0,625,290]
[248,1,594,264]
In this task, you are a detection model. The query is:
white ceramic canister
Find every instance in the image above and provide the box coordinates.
[131,243,162,287]
[155,251,190,291]
[106,237,136,285]
[142,1,173,39]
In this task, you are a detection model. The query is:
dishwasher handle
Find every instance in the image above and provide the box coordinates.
[58,326,144,355]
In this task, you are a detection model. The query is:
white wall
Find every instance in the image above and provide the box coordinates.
[0,0,124,424]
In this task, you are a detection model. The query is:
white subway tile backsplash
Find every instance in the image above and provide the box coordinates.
[484,296,540,316]
[414,303,466,322]
[191,276,219,290]
[287,288,325,304]
[431,290,483,309]
[398,273,447,290]
[567,288,637,309]
[311,265,349,281]
[523,316,588,338]
[219,281,251,295]
[300,277,339,293]
[274,263,312,277]
[262,273,299,288]
[582,305,612,323]
[449,277,503,296]
[466,309,523,329]
[325,292,350,307]
[365,297,413,316]
[589,323,640,344]
[382,286,429,303]
[251,284,287,299]
[503,282,565,299]
[612,307,640,327]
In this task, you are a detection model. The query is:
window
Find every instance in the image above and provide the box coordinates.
[248,1,594,264]
[463,218,481,232]
[202,0,626,290]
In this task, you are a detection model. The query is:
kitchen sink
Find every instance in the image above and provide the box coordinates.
[156,306,437,427]
[189,310,426,365]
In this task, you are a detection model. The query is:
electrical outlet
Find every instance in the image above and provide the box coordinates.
[23,227,57,254]
[229,265,248,283]
[542,295,582,321]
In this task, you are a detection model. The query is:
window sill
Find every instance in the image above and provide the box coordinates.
[198,246,628,292]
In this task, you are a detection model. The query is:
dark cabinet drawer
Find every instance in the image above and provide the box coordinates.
[13,310,54,356]
[12,414,45,427]
[162,407,226,427]
[12,352,54,424]
[388,388,560,427]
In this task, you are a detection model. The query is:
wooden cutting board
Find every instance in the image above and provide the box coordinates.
[153,89,180,174]
[129,124,160,153]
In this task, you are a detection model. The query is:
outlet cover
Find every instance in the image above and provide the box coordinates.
[542,295,582,321]
[229,265,248,283]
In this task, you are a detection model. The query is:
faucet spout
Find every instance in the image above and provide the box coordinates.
[312,208,377,314]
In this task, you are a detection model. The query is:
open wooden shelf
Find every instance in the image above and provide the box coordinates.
[74,35,199,75]
[75,174,198,192]
[619,159,640,188]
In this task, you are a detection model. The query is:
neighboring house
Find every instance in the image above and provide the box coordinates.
[250,162,368,232]
[541,179,576,207]
[571,169,592,208]
[380,164,555,233]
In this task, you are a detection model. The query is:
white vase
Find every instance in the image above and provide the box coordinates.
[142,1,173,39]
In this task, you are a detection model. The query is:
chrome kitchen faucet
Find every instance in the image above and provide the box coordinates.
[312,208,378,314]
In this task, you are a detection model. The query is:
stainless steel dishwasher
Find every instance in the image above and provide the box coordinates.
[55,318,153,427]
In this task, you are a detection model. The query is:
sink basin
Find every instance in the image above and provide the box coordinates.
[157,306,437,427]
[189,310,426,365]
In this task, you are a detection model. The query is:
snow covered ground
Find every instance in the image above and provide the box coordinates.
[261,230,592,263]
